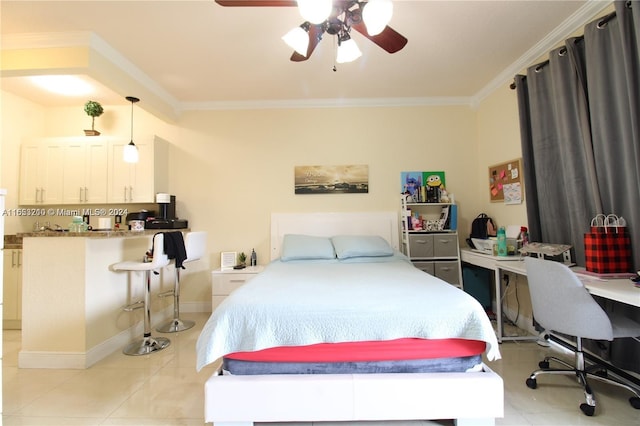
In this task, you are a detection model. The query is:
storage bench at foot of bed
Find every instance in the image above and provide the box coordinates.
[204,364,503,426]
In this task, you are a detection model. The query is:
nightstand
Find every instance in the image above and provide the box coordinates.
[211,265,264,310]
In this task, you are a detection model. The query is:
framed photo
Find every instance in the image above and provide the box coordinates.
[220,251,237,270]
[295,165,369,194]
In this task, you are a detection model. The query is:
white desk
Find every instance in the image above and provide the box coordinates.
[460,248,640,342]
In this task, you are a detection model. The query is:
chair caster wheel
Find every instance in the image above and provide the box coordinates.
[580,403,595,416]
[539,360,549,369]
[526,378,537,389]
[630,396,640,409]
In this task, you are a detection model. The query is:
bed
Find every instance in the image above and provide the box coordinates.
[197,212,503,426]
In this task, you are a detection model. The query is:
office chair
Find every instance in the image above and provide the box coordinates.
[523,256,640,416]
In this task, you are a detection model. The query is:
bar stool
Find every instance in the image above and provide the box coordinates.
[156,231,207,333]
[112,233,171,355]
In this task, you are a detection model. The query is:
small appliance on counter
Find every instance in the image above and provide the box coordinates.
[145,193,188,229]
[126,210,153,231]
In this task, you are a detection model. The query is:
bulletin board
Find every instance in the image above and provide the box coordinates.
[488,158,523,204]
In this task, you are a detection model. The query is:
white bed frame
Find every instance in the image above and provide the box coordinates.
[204,212,503,426]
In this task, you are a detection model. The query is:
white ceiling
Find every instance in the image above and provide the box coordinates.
[0,0,611,119]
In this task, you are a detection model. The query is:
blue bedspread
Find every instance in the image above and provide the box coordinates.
[196,256,500,371]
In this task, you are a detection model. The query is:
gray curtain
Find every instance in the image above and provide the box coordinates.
[516,1,639,372]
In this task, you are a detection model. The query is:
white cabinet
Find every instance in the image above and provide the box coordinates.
[19,142,64,205]
[211,266,264,311]
[19,136,168,206]
[3,249,22,329]
[62,141,108,204]
[401,198,463,288]
[107,136,168,203]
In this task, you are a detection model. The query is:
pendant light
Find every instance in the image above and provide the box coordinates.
[123,96,140,164]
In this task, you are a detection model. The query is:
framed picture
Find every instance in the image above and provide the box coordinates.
[401,171,446,203]
[294,165,369,194]
[220,251,237,270]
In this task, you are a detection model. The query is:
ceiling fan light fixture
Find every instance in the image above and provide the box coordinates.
[282,23,310,56]
[297,0,332,25]
[336,34,362,64]
[362,0,394,36]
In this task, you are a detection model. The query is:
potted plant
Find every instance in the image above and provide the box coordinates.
[84,100,104,136]
[237,252,247,267]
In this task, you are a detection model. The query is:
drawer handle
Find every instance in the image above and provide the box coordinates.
[437,239,450,244]
[415,240,428,244]
[229,279,246,283]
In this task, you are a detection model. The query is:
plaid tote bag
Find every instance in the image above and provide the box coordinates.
[584,214,632,274]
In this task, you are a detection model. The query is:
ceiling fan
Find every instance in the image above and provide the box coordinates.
[214,0,408,63]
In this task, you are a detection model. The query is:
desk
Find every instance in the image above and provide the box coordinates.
[460,249,640,342]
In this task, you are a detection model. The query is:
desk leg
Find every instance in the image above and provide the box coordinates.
[496,266,538,342]
[494,268,503,343]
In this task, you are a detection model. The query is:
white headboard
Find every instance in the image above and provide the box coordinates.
[270,212,399,260]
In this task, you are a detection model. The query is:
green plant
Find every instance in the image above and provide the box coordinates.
[238,252,247,265]
[84,100,104,131]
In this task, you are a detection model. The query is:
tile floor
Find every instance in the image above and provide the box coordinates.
[3,312,640,425]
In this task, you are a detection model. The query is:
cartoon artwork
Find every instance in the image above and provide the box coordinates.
[401,171,447,203]
[426,174,443,188]
[401,172,423,197]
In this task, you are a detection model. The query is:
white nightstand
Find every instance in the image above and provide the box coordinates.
[211,265,264,310]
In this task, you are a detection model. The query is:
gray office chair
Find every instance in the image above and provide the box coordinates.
[523,257,640,416]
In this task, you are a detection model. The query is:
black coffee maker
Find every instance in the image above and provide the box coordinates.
[145,193,188,229]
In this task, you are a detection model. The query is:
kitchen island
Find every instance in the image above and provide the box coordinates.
[19,230,178,369]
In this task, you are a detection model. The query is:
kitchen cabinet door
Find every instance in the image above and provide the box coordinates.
[3,249,22,329]
[62,142,108,204]
[19,143,64,205]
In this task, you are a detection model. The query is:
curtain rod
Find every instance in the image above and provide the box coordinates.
[509,1,634,90]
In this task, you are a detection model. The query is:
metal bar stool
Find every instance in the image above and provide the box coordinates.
[112,233,171,355]
[157,231,207,333]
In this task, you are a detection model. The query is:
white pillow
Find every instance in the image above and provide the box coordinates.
[331,235,394,259]
[280,234,336,261]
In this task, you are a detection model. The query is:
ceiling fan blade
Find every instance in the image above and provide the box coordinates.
[215,0,296,6]
[352,23,408,54]
[290,25,324,62]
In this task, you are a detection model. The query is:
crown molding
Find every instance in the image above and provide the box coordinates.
[471,0,613,107]
[180,96,475,111]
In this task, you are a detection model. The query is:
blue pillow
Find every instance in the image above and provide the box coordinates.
[331,235,394,259]
[280,234,336,261]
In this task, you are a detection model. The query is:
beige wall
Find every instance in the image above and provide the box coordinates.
[475,84,528,228]
[2,88,527,306]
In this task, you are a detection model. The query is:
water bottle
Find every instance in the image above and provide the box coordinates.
[497,226,508,256]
